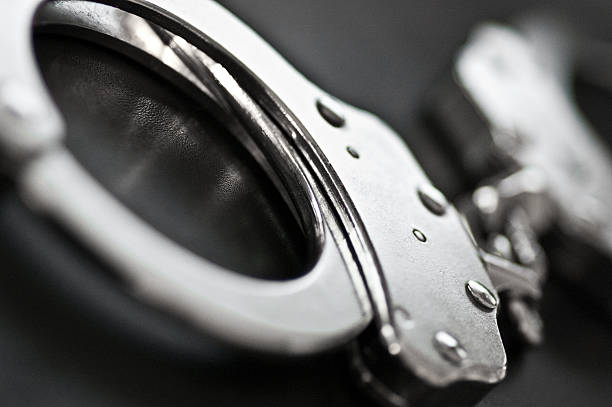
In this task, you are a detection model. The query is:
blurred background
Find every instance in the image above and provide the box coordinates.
[1,0,611,406]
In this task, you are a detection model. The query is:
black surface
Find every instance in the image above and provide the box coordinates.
[1,1,611,406]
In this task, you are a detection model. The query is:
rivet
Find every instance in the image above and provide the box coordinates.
[472,185,499,215]
[433,331,467,365]
[388,342,401,355]
[380,324,395,341]
[489,234,513,260]
[412,228,427,243]
[346,146,360,159]
[465,280,498,311]
[380,324,401,355]
[316,98,345,128]
[417,184,448,216]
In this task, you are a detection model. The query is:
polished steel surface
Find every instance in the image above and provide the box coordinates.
[18,0,372,355]
[433,331,468,365]
[455,23,612,261]
[0,0,553,391]
[0,2,63,163]
[417,184,448,216]
[465,280,499,311]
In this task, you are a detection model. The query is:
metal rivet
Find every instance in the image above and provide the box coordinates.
[417,184,448,216]
[433,331,467,365]
[489,234,513,260]
[388,342,401,355]
[316,98,345,128]
[346,146,360,159]
[412,228,427,242]
[465,280,498,311]
[380,324,401,355]
[380,324,395,340]
[472,185,499,215]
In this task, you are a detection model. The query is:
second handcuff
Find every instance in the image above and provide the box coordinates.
[427,17,612,324]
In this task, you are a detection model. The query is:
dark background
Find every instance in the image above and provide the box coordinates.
[1,0,611,406]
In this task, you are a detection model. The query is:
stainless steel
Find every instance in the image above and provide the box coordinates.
[465,280,498,311]
[316,97,346,128]
[433,331,468,365]
[505,208,547,278]
[454,22,612,266]
[417,184,448,216]
[0,4,63,165]
[467,182,547,343]
[435,20,612,341]
[350,342,409,407]
[508,298,544,345]
[480,250,541,300]
[0,0,543,392]
[489,234,513,259]
[22,0,372,356]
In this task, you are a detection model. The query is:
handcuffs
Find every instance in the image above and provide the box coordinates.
[427,18,612,324]
[0,1,608,406]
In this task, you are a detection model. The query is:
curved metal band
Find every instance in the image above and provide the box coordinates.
[3,0,508,387]
[4,0,371,354]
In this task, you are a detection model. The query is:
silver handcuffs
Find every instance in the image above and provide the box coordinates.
[4,0,606,405]
[430,19,612,322]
